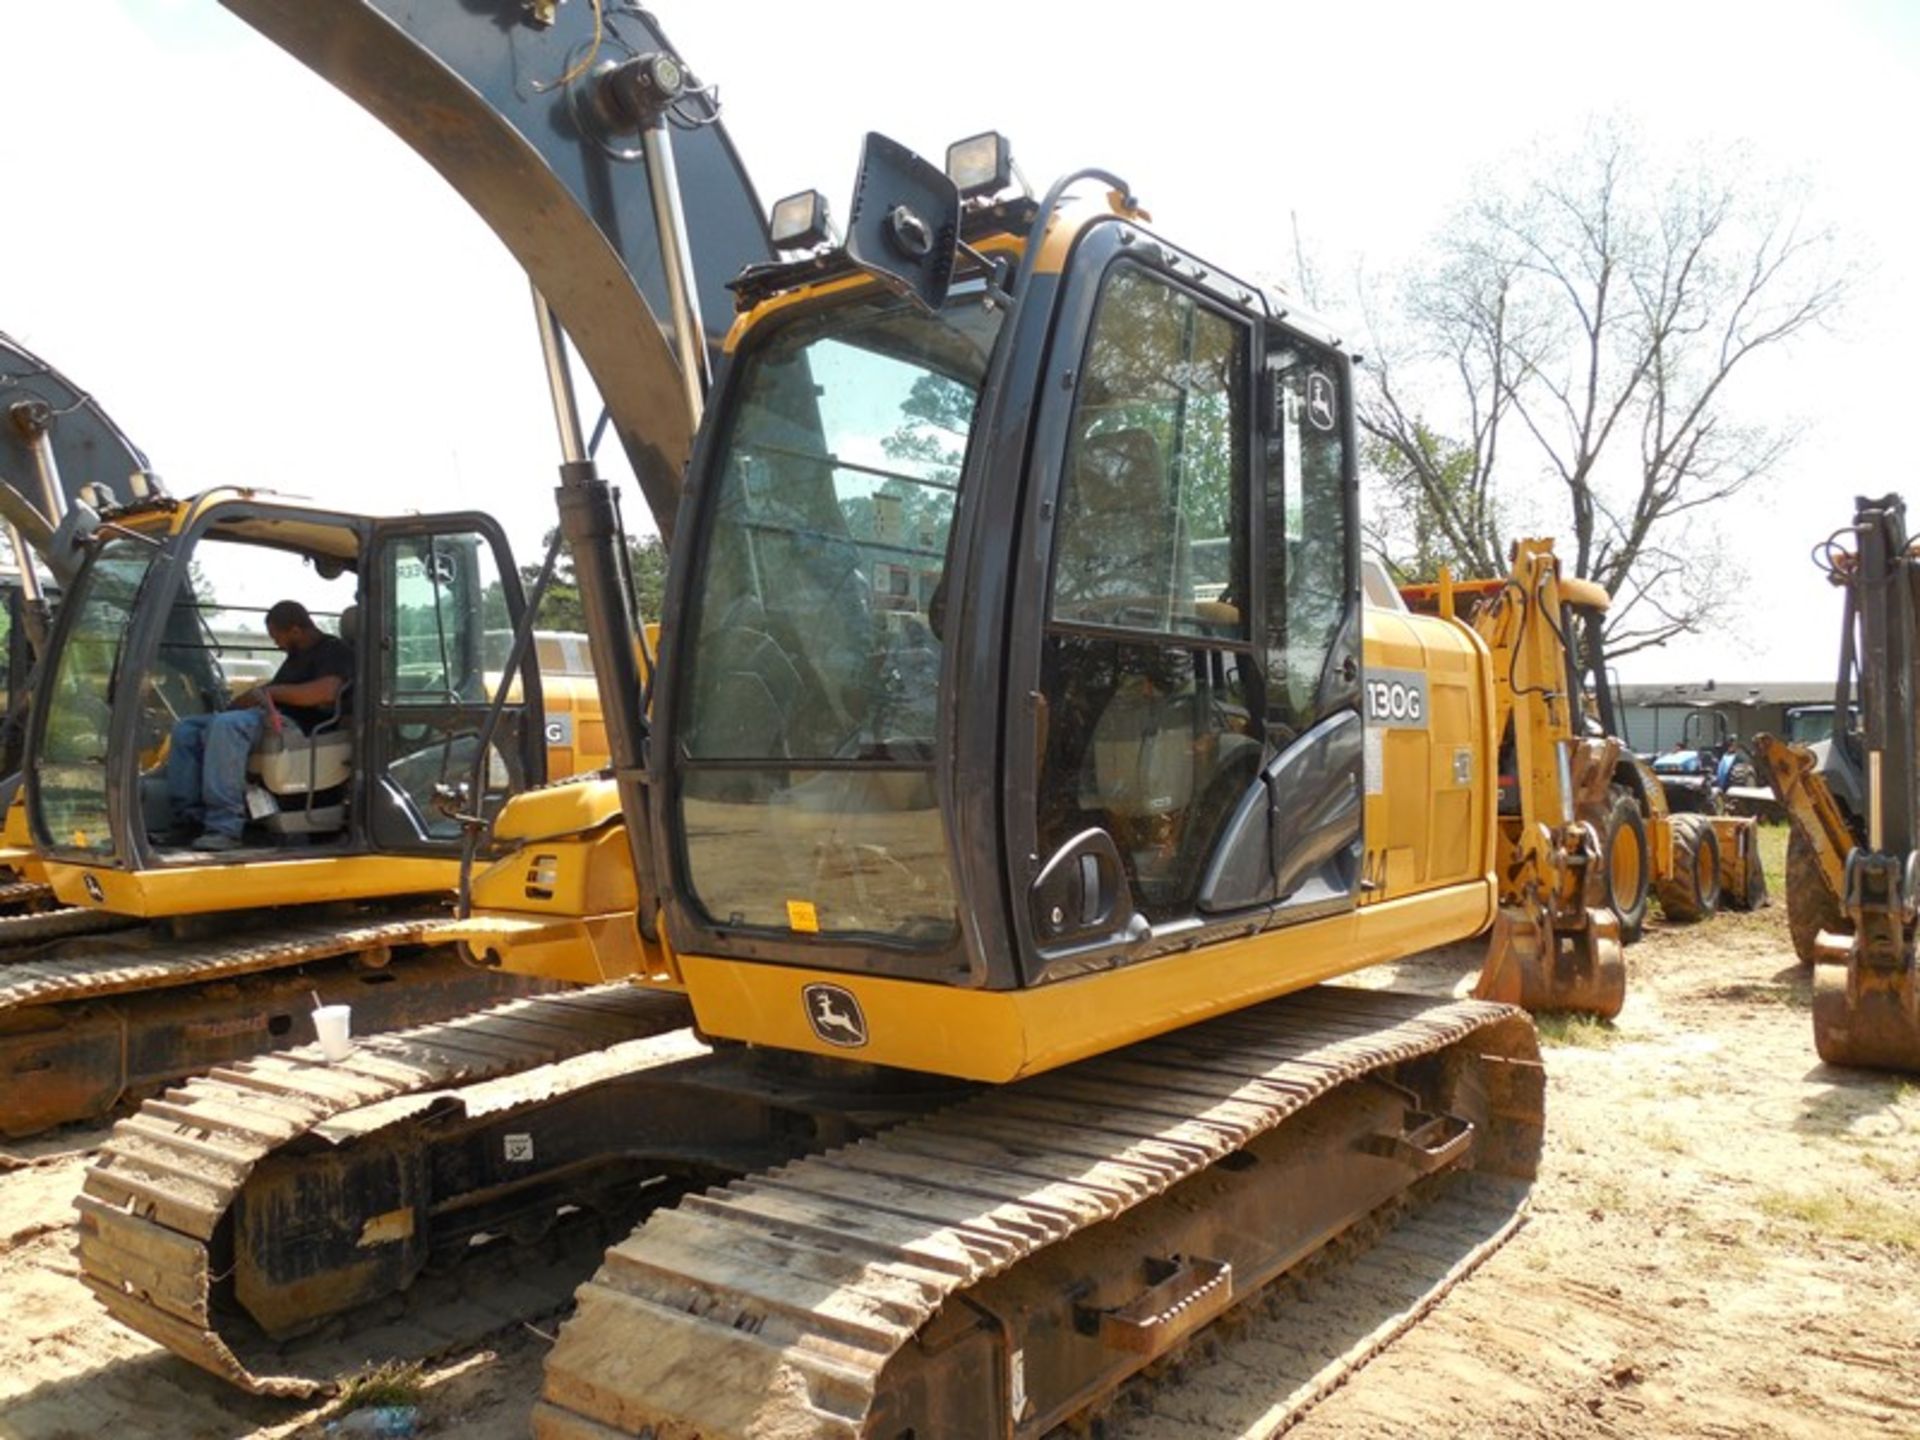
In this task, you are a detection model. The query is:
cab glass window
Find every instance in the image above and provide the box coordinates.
[374,530,529,842]
[1265,342,1351,739]
[674,291,1002,943]
[386,534,498,706]
[35,538,154,852]
[1037,265,1260,923]
[1049,264,1248,639]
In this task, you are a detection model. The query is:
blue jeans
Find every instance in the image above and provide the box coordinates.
[166,710,265,839]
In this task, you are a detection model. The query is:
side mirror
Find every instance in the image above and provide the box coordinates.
[845,132,961,315]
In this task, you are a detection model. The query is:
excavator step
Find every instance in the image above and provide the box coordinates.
[530,987,1542,1439]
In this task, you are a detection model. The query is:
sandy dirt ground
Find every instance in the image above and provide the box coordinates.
[2,884,1917,1439]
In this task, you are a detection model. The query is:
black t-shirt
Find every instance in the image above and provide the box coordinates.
[271,633,355,733]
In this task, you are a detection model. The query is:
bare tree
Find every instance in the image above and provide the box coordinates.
[1358,122,1847,656]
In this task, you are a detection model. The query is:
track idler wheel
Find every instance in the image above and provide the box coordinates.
[1475,907,1626,1019]
[1812,962,1920,1072]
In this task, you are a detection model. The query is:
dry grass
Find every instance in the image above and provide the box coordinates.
[1756,1186,1920,1252]
[1534,1012,1621,1048]
[1755,820,1790,898]
[332,1360,425,1416]
[1636,1120,1688,1155]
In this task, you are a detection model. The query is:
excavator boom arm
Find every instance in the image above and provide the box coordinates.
[216,0,774,540]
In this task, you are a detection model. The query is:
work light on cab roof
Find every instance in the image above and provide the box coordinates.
[945,129,1015,199]
[767,130,1018,259]
[768,188,834,253]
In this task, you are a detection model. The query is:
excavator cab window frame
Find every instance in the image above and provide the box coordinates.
[652,281,1001,984]
[27,532,159,860]
[998,223,1365,988]
[363,512,546,856]
[24,500,542,871]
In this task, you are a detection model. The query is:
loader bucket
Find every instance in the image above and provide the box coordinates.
[1475,906,1626,1018]
[1812,962,1920,1072]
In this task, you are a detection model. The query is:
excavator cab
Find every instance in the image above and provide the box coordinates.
[665,209,1363,969]
[24,491,544,916]
[637,137,1398,1076]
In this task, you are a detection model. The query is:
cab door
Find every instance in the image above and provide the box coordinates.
[365,514,543,853]
[1007,244,1364,978]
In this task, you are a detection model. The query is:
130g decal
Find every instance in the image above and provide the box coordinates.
[1363,668,1427,729]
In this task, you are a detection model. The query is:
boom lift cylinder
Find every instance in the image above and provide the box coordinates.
[533,289,663,943]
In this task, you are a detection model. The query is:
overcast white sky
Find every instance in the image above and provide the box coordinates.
[3,0,1915,683]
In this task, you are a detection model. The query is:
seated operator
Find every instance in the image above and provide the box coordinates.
[162,600,354,852]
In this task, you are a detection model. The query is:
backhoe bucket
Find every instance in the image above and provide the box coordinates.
[1815,850,1920,1071]
[1813,961,1920,1072]
[1476,906,1626,1018]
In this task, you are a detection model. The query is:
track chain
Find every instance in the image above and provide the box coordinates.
[1087,1175,1525,1437]
[0,878,57,914]
[77,984,695,1396]
[0,902,137,955]
[534,987,1543,1439]
[0,913,448,1013]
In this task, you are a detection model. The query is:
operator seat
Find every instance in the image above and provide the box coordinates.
[246,603,356,836]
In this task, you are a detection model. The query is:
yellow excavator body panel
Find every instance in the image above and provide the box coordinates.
[491,773,625,844]
[678,880,1493,1082]
[462,601,1500,1078]
[539,670,609,781]
[1358,601,1497,903]
[0,796,45,884]
[48,852,458,916]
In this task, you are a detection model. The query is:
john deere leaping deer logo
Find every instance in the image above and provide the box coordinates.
[802,983,869,1049]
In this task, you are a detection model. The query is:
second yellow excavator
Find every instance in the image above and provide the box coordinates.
[0,474,631,1136]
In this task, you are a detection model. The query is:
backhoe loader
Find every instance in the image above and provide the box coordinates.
[1556,585,1764,933]
[1755,493,1920,1072]
[1560,603,1769,932]
[73,6,1630,1432]
[1401,565,1765,945]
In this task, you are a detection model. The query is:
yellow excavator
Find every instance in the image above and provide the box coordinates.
[76,7,1629,1431]
[0,480,617,1136]
[0,334,644,1137]
[1755,493,1920,1071]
